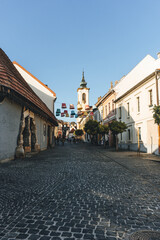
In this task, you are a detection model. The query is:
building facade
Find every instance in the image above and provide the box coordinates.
[0,49,58,161]
[114,53,160,154]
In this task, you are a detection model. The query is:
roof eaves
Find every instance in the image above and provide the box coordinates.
[13,61,56,97]
[115,72,155,103]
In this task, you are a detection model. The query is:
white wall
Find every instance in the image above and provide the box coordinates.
[114,55,160,100]
[78,88,89,111]
[34,115,48,150]
[0,98,22,161]
[117,76,159,153]
[14,63,56,113]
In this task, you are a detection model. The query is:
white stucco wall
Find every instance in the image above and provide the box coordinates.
[14,63,56,113]
[0,98,22,161]
[116,76,159,153]
[34,115,48,150]
[114,55,160,100]
[78,88,89,111]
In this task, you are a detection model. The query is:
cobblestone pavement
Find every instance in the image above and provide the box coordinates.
[0,143,160,240]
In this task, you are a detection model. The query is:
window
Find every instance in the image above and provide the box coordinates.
[112,100,114,112]
[138,127,141,141]
[119,106,121,119]
[128,129,131,140]
[137,97,140,112]
[43,124,46,136]
[82,93,86,103]
[149,89,153,106]
[101,109,103,119]
[127,102,130,117]
[108,102,110,113]
[105,105,107,117]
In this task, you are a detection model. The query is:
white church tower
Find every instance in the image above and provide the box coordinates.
[77,72,90,128]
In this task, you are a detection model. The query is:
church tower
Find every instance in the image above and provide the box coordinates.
[77,72,90,129]
[77,71,90,112]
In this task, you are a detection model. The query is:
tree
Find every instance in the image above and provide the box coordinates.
[84,120,99,143]
[98,124,109,146]
[74,129,84,137]
[109,120,127,150]
[153,105,160,124]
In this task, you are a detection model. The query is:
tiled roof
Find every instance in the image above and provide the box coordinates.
[0,48,58,126]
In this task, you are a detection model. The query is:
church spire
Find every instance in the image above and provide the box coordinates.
[80,71,87,88]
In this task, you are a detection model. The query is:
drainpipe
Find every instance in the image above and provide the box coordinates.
[155,69,160,154]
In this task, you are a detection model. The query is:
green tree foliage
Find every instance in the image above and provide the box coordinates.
[98,124,109,135]
[84,120,99,136]
[109,120,127,135]
[109,120,127,150]
[153,105,160,125]
[74,129,84,137]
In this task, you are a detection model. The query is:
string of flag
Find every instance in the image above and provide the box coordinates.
[56,103,94,118]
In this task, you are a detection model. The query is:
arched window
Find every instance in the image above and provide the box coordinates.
[82,93,86,103]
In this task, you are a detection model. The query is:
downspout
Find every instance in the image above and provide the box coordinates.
[155,69,160,154]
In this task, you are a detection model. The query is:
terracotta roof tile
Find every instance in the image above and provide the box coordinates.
[0,48,58,126]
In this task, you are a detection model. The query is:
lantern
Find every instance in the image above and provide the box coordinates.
[66,113,69,117]
[62,103,67,108]
[61,113,64,117]
[70,104,74,109]
[83,111,88,116]
[64,110,68,114]
[75,114,78,118]
[90,112,94,116]
[77,103,82,110]
[85,105,90,110]
[56,113,60,116]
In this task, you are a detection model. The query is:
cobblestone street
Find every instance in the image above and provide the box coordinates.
[0,143,160,240]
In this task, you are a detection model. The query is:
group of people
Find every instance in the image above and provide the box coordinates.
[54,136,77,145]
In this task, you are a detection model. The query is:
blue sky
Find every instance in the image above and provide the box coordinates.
[1,0,160,121]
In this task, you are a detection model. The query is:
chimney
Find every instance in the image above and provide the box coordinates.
[157,52,160,59]
[98,96,101,102]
